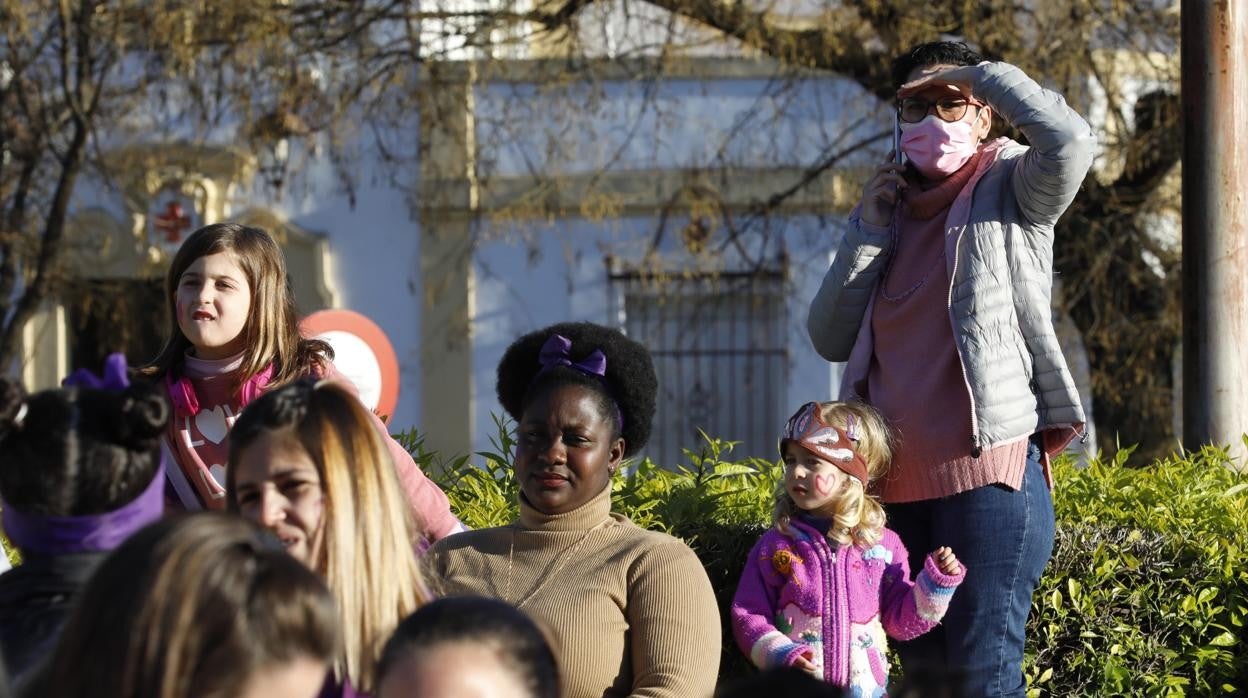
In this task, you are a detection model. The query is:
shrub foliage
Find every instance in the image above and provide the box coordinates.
[1026,444,1247,696]
[408,419,1248,696]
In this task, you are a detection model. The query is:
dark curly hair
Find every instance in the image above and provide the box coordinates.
[0,378,169,516]
[891,40,984,91]
[496,322,657,457]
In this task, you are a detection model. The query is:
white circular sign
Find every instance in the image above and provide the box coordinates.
[318,330,383,411]
[301,309,400,419]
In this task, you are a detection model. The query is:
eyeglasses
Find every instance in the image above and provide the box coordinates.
[897,96,983,124]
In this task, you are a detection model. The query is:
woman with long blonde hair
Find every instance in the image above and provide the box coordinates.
[227,378,431,697]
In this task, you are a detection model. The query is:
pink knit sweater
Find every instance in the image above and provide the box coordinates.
[731,518,964,693]
[865,203,1030,503]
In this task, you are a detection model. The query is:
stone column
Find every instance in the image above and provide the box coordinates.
[417,63,478,465]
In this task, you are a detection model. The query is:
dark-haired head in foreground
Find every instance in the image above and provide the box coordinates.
[0,372,166,520]
[715,667,845,698]
[0,364,169,682]
[376,595,559,698]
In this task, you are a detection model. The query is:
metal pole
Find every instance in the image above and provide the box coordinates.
[1181,0,1248,463]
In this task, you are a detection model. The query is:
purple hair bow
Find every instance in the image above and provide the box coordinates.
[538,334,607,377]
[62,352,131,391]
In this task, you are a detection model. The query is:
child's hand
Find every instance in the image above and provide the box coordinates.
[933,546,961,575]
[792,650,820,677]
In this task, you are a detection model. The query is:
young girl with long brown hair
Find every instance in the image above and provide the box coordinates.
[141,223,460,542]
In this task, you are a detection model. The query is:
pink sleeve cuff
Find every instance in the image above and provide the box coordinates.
[781,644,814,668]
[922,553,967,588]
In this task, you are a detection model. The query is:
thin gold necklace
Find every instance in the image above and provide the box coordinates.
[504,523,603,609]
[879,225,947,303]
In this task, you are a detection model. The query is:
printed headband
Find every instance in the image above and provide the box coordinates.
[779,402,870,485]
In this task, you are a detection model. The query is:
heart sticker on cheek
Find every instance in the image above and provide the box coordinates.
[814,473,839,496]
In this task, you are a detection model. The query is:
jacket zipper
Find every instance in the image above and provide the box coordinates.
[834,544,850,686]
[820,542,833,683]
[947,225,982,458]
[819,539,848,686]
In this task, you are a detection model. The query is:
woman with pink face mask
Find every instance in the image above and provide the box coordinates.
[807,41,1096,698]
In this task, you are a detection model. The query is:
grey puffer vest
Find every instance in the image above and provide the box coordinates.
[807,61,1096,453]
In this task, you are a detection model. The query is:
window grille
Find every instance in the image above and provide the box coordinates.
[610,265,788,469]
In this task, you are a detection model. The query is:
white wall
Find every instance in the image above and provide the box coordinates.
[236,151,426,430]
[468,213,848,460]
[475,76,885,177]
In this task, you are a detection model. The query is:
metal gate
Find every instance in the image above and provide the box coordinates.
[611,267,788,469]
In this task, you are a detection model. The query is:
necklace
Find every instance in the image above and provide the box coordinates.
[878,236,946,303]
[880,151,981,302]
[504,523,603,609]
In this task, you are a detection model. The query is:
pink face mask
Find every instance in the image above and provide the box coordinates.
[900,116,980,179]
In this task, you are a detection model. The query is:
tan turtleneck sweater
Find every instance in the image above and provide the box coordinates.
[426,485,721,698]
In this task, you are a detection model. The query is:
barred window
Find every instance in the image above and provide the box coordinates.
[610,266,788,468]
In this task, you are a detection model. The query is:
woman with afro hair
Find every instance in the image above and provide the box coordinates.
[427,322,721,698]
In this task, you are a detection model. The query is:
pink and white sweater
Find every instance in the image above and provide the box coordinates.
[731,519,964,695]
[163,353,462,541]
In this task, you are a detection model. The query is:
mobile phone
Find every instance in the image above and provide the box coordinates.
[893,112,908,165]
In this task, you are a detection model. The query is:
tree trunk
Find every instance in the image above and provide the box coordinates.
[0,119,88,368]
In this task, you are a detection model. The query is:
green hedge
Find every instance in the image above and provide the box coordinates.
[409,420,1248,697]
[1026,445,1247,696]
[3,420,1238,694]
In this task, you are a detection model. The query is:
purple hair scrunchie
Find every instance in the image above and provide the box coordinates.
[534,333,623,429]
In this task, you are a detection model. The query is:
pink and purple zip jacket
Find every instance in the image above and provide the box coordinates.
[730,518,965,696]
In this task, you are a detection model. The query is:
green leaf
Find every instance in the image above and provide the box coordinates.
[1207,632,1237,647]
[710,464,761,478]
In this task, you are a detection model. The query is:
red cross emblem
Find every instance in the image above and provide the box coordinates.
[152,201,192,243]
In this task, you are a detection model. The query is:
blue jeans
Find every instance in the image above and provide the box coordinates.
[884,439,1055,698]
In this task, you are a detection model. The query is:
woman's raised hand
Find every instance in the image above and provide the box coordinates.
[897,63,987,100]
[859,152,908,227]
